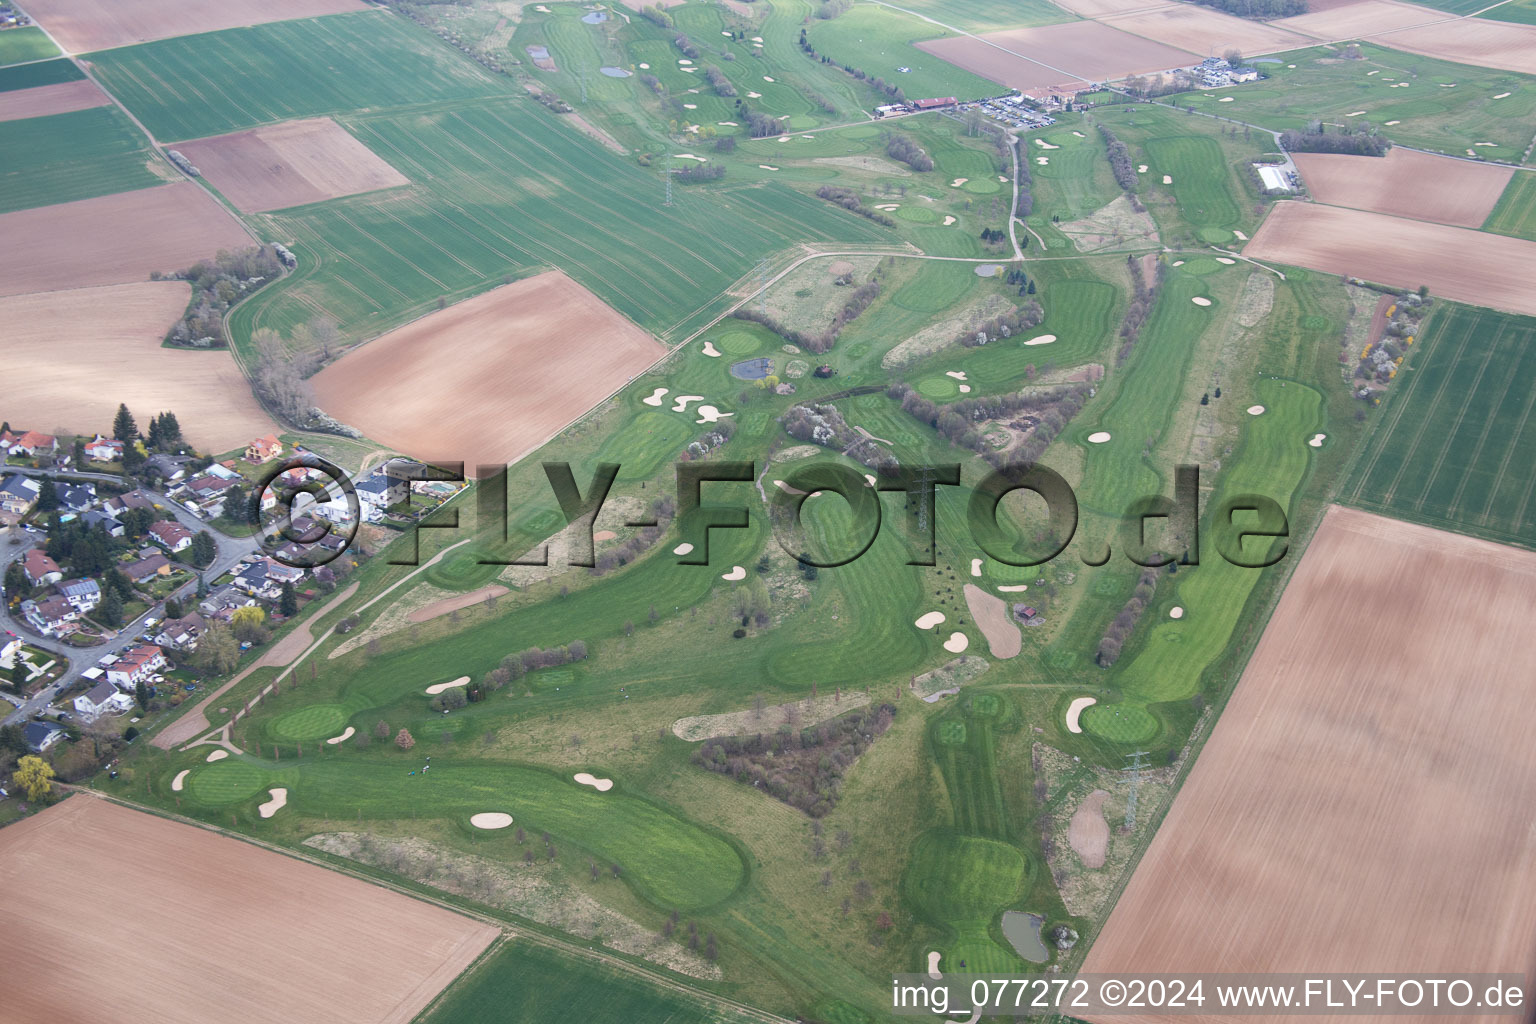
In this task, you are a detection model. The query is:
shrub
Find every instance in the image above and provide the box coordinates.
[395,728,415,751]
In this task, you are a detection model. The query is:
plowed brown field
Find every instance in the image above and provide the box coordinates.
[1372,17,1536,75]
[1292,148,1513,228]
[1100,4,1315,56]
[23,0,367,52]
[0,797,497,1024]
[0,79,108,122]
[917,22,1197,94]
[1082,506,1536,1024]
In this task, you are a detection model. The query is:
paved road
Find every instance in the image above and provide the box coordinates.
[2,470,258,727]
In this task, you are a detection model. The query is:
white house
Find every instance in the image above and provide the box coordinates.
[148,520,194,553]
[84,436,124,462]
[0,636,22,669]
[75,680,134,720]
[56,577,102,614]
[21,596,77,638]
[106,645,166,689]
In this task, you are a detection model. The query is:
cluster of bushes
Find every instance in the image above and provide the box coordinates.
[156,246,284,348]
[638,4,672,26]
[393,3,508,75]
[673,33,700,59]
[703,65,736,97]
[890,382,1090,464]
[979,227,1009,246]
[960,300,1044,349]
[884,131,934,172]
[1096,565,1162,666]
[714,135,737,153]
[1194,0,1305,17]
[591,496,676,574]
[813,185,895,227]
[675,163,726,183]
[638,72,663,94]
[817,0,851,16]
[480,641,590,692]
[534,90,572,113]
[1280,124,1390,157]
[684,420,735,461]
[1098,124,1139,193]
[780,403,898,472]
[732,272,880,354]
[1002,267,1037,297]
[692,704,896,816]
[744,109,786,138]
[1116,254,1162,364]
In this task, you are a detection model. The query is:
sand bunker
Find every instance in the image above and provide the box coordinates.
[774,479,808,495]
[678,58,693,64]
[927,950,943,978]
[672,394,704,412]
[1247,405,1266,415]
[326,726,356,745]
[1024,334,1056,346]
[1172,259,1184,266]
[1068,789,1110,868]
[1036,156,1049,165]
[470,812,514,829]
[1234,229,1248,240]
[963,584,1020,659]
[1170,606,1185,619]
[946,370,968,380]
[1162,175,1173,184]
[573,773,613,792]
[1347,110,1366,116]
[915,611,947,629]
[950,178,969,187]
[258,788,288,819]
[722,565,746,581]
[943,215,956,225]
[762,76,774,82]
[1138,164,1148,172]
[747,91,761,98]
[971,558,984,577]
[206,749,228,763]
[944,632,970,653]
[959,384,971,393]
[1087,431,1111,443]
[1072,130,1085,137]
[1066,696,1097,733]
[1494,92,1511,99]
[695,405,733,424]
[1216,257,1236,264]
[1309,433,1327,447]
[998,584,1028,593]
[673,542,694,555]
[702,341,721,356]
[1219,96,1234,102]
[1033,138,1058,149]
[758,164,779,170]
[643,387,668,406]
[424,676,470,695]
[1192,297,1212,306]
[171,769,189,792]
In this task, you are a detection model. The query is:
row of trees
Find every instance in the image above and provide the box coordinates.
[1116,254,1163,364]
[479,641,590,692]
[693,704,896,816]
[1194,0,1305,18]
[1098,123,1139,192]
[703,65,735,97]
[1280,123,1391,157]
[889,382,1091,465]
[796,29,906,105]
[591,496,676,574]
[960,299,1045,349]
[154,246,284,348]
[813,184,896,228]
[1096,565,1163,666]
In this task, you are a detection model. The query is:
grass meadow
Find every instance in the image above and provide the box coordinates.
[1483,172,1536,240]
[0,105,165,213]
[0,27,59,66]
[805,5,1006,102]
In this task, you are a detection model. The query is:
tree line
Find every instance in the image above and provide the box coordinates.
[1096,564,1163,666]
[814,185,896,228]
[884,131,934,172]
[154,246,284,348]
[1116,254,1163,364]
[888,382,1091,466]
[1280,123,1391,157]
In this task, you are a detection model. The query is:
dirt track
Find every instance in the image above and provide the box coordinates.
[0,79,109,122]
[0,282,276,449]
[312,271,665,477]
[1082,506,1536,1024]
[407,584,509,622]
[0,183,251,297]
[23,0,366,52]
[0,797,496,1024]
[1245,202,1536,318]
[1293,148,1513,229]
[178,118,409,213]
[1068,790,1110,869]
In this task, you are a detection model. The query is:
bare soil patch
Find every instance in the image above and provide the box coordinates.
[1056,194,1159,253]
[0,79,108,122]
[1273,0,1452,38]
[1101,4,1314,56]
[1067,789,1110,868]
[1369,17,1536,76]
[0,282,276,450]
[0,183,251,297]
[24,0,367,52]
[672,690,872,741]
[0,798,496,1024]
[1233,270,1275,328]
[962,583,1020,659]
[312,272,665,476]
[1246,201,1536,317]
[1293,148,1512,228]
[176,118,409,211]
[407,584,510,623]
[1049,0,1175,17]
[1082,506,1536,1021]
[917,22,1198,94]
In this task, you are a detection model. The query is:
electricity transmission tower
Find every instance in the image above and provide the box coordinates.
[755,258,770,314]
[1122,750,1150,830]
[663,168,674,208]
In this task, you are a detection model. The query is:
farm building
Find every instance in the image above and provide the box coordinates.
[1257,165,1293,192]
[912,97,958,110]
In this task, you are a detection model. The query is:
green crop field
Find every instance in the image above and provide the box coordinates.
[1194,45,1536,166]
[0,105,164,213]
[1408,0,1497,12]
[1483,172,1536,240]
[1479,0,1536,22]
[0,57,83,91]
[86,12,509,141]
[0,27,59,66]
[805,5,1005,102]
[1341,304,1536,549]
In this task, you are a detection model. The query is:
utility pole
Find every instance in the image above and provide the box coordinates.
[1123,750,1150,831]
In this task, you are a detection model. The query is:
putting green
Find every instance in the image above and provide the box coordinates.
[1079,702,1158,743]
[962,177,1002,194]
[895,205,939,223]
[188,760,267,805]
[1178,256,1224,276]
[271,704,349,742]
[716,330,760,356]
[1197,226,1234,244]
[916,376,960,398]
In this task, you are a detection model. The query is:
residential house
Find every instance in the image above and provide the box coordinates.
[23,721,65,753]
[0,635,21,668]
[148,520,193,553]
[53,481,96,513]
[74,680,134,720]
[1230,66,1258,83]
[81,509,125,537]
[21,549,62,586]
[232,563,281,601]
[122,552,172,584]
[199,585,256,621]
[21,595,78,637]
[179,473,237,516]
[154,612,206,651]
[0,474,40,515]
[106,644,165,689]
[0,430,18,452]
[83,436,124,462]
[144,453,192,482]
[207,461,243,481]
[8,431,56,458]
[103,489,157,518]
[56,577,101,614]
[245,434,284,462]
[356,472,408,510]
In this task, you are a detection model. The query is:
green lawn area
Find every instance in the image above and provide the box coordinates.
[1482,171,1536,240]
[1409,0,1501,12]
[876,0,1074,31]
[0,27,59,66]
[0,56,81,91]
[0,105,165,213]
[1478,0,1536,21]
[1340,303,1536,549]
[805,5,1003,103]
[1194,45,1536,166]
